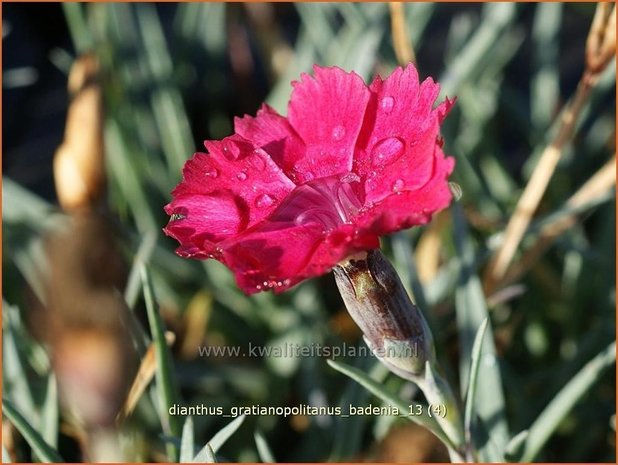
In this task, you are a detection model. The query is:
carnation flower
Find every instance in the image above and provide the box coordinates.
[164,64,455,294]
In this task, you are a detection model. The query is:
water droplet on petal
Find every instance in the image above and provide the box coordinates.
[371,137,405,166]
[255,194,274,208]
[205,168,219,178]
[237,171,248,181]
[392,179,405,192]
[449,182,463,201]
[252,153,267,171]
[331,125,346,141]
[222,141,241,160]
[381,96,395,113]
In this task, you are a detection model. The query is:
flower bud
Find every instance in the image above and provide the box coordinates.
[333,249,435,379]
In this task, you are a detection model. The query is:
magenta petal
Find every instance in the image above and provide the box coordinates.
[171,135,296,229]
[234,104,307,183]
[355,64,452,205]
[287,66,370,181]
[163,193,244,258]
[355,147,455,235]
[164,64,456,295]
[224,223,379,294]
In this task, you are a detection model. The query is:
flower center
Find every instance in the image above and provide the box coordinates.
[267,173,363,232]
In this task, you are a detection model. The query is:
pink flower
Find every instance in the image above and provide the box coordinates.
[164,64,455,294]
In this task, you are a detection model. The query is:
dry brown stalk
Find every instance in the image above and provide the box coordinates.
[483,3,616,295]
[389,2,416,66]
[502,154,616,288]
[416,211,449,284]
[53,53,105,212]
[117,331,176,422]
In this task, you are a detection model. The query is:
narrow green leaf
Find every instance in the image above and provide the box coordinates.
[136,3,194,176]
[41,374,59,449]
[327,359,456,451]
[504,429,528,462]
[440,3,517,96]
[2,399,64,463]
[531,3,562,129]
[464,318,489,435]
[62,3,93,53]
[179,416,195,463]
[192,415,245,462]
[141,265,181,461]
[254,431,276,463]
[192,443,216,463]
[2,444,12,463]
[125,231,158,310]
[519,341,616,462]
[328,358,381,461]
[453,205,509,458]
[207,414,246,453]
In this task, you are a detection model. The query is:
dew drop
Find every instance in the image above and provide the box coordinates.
[331,125,346,141]
[252,153,267,171]
[392,179,405,192]
[371,137,405,166]
[255,194,274,208]
[222,141,241,160]
[381,96,395,113]
[237,171,248,181]
[205,168,219,178]
[449,182,463,201]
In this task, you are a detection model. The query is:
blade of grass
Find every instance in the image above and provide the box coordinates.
[141,264,181,461]
[106,122,159,234]
[2,399,64,463]
[504,429,529,462]
[531,3,562,130]
[41,374,59,449]
[453,204,509,459]
[208,414,246,453]
[519,341,616,462]
[2,301,37,421]
[62,3,92,53]
[254,431,275,463]
[125,230,158,310]
[2,444,11,463]
[328,358,381,461]
[136,3,194,177]
[464,318,489,437]
[327,359,456,451]
[440,3,517,96]
[180,416,195,463]
[192,443,216,463]
[192,415,246,462]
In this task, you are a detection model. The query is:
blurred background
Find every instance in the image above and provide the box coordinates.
[2,2,615,463]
